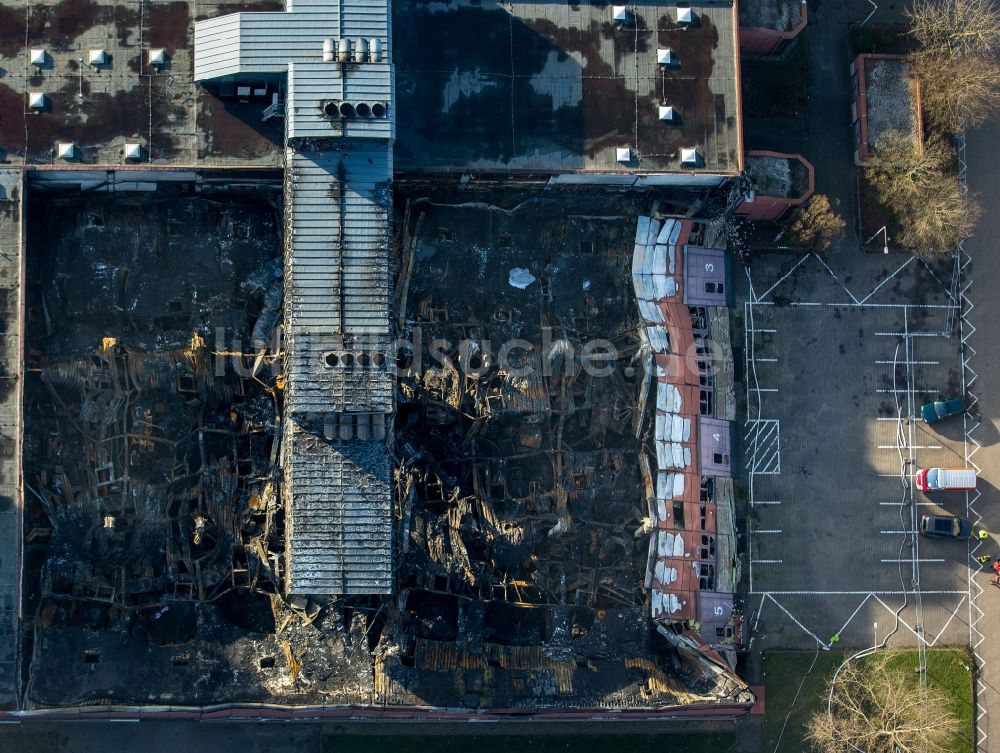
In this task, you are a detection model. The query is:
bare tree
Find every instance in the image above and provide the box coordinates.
[896,180,982,255]
[865,130,952,206]
[864,130,980,254]
[912,49,1000,131]
[907,0,1000,58]
[907,0,1000,133]
[790,194,846,252]
[806,651,961,753]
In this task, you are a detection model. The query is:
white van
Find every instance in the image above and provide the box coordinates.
[915,467,977,492]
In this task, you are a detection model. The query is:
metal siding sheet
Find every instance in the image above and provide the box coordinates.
[196,0,396,597]
[283,422,393,595]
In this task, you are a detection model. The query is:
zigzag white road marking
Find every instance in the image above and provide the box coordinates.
[954,132,987,753]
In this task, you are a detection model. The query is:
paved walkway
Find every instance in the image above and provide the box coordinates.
[0,169,23,708]
[962,119,1000,753]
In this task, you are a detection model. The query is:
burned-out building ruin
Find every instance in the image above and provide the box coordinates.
[0,0,752,720]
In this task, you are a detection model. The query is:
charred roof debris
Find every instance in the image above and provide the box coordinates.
[0,0,753,721]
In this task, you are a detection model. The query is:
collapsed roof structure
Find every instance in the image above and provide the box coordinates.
[0,0,752,719]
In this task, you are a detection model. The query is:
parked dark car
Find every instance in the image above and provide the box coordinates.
[920,514,973,540]
[920,396,966,424]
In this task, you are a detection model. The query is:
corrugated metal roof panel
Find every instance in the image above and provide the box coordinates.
[194,11,390,81]
[283,146,392,341]
[283,422,393,595]
[287,63,394,141]
[196,0,397,597]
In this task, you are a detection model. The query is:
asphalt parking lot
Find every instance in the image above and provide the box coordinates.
[739,251,975,651]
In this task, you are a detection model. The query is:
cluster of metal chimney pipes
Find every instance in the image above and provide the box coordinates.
[322,37,383,64]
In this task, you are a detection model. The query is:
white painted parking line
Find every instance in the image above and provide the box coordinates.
[879,473,917,479]
[788,302,957,309]
[881,558,946,563]
[755,388,779,392]
[758,253,811,302]
[746,419,781,475]
[877,444,941,449]
[875,359,939,365]
[754,357,778,363]
[751,328,777,333]
[880,501,938,506]
[751,500,781,506]
[756,529,783,534]
[931,597,967,645]
[753,559,783,564]
[876,389,941,394]
[753,590,968,595]
[880,530,912,534]
[858,255,917,305]
[875,332,941,337]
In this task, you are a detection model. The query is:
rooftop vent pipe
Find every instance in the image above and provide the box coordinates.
[337,38,351,63]
[369,38,382,63]
[322,38,335,62]
[354,38,369,63]
[680,147,700,166]
[657,48,677,66]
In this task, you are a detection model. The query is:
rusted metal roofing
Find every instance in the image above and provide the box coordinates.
[633,215,734,628]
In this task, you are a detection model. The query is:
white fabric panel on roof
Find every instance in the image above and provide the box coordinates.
[668,220,681,245]
[656,219,675,245]
[631,243,645,276]
[646,326,668,353]
[657,382,677,412]
[646,219,662,246]
[635,216,650,245]
[652,243,667,273]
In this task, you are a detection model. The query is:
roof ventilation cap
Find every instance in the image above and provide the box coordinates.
[56,142,76,159]
[616,147,632,163]
[612,5,629,22]
[677,7,696,25]
[658,105,676,122]
[657,48,677,66]
[89,49,107,65]
[148,48,166,66]
[30,49,46,66]
[124,142,143,160]
[354,37,369,63]
[680,147,700,166]
[28,92,46,110]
